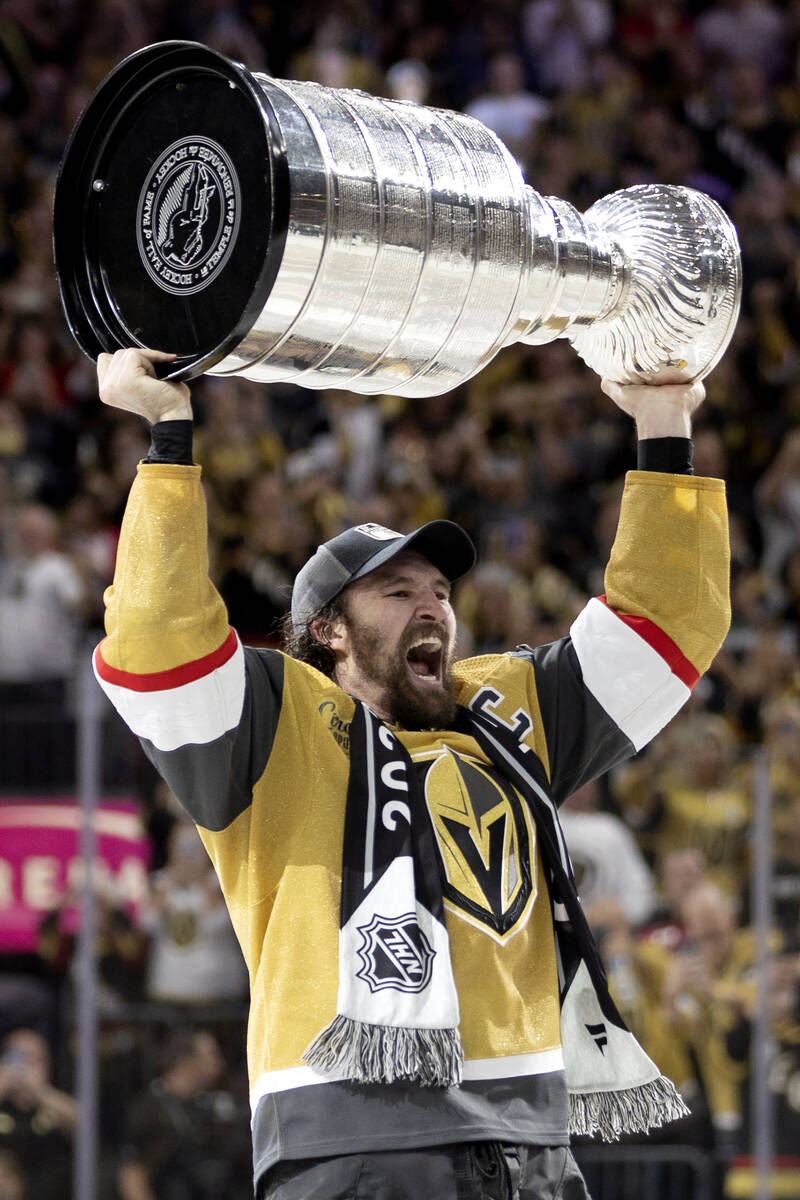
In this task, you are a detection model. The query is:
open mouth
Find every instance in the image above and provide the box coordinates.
[406,635,443,685]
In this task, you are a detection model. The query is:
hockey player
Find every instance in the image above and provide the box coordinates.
[94,347,730,1200]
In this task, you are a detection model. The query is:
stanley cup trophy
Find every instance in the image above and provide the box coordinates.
[53,41,741,397]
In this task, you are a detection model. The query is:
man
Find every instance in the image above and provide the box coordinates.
[0,502,86,786]
[0,1028,77,1200]
[117,1028,251,1200]
[95,348,730,1199]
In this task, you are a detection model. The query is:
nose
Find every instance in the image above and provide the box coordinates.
[414,588,449,623]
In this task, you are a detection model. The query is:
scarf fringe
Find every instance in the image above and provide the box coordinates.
[303,1015,463,1088]
[568,1074,691,1141]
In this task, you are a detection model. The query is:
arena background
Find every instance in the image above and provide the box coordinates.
[0,1,798,1197]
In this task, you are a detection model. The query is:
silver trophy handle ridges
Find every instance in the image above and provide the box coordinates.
[54,42,742,397]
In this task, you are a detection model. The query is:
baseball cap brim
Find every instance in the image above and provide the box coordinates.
[349,519,476,587]
[291,519,476,633]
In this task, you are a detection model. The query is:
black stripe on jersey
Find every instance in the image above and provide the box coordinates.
[252,1071,569,1184]
[510,641,635,805]
[139,648,285,832]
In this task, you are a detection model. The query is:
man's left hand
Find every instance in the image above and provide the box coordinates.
[601,378,705,439]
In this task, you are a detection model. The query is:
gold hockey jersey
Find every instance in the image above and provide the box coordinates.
[95,464,729,1182]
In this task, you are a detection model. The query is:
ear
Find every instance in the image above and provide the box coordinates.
[309,613,348,654]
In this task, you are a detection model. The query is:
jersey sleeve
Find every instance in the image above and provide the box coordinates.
[93,462,282,831]
[514,470,730,802]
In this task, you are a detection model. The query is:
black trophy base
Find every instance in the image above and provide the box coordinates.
[54,41,289,380]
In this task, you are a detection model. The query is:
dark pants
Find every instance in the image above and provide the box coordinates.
[257,1143,592,1200]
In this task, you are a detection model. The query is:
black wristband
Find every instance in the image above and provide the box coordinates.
[143,420,194,465]
[637,437,694,474]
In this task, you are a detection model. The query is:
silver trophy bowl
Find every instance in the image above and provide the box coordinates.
[54,41,741,397]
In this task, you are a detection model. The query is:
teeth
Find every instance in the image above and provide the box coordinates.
[408,636,442,650]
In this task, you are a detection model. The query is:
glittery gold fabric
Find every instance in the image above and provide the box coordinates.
[605,471,730,673]
[101,462,730,1091]
[101,464,229,673]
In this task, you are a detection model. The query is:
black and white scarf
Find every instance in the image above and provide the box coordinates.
[304,701,689,1140]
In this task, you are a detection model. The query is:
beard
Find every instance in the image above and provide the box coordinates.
[344,614,458,731]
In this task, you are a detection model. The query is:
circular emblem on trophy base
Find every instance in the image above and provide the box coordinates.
[53,40,289,379]
[136,137,240,295]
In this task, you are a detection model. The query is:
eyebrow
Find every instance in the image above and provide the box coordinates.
[373,570,451,592]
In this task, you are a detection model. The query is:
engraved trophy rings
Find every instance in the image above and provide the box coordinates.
[54,41,741,397]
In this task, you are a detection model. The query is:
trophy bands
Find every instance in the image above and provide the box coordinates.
[54,41,742,398]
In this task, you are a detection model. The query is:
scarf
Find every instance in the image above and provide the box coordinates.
[303,700,689,1140]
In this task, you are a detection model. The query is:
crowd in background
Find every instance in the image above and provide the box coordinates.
[0,0,799,1196]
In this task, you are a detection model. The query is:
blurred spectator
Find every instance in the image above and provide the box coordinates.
[638,848,710,954]
[382,457,446,533]
[0,1150,24,1200]
[693,0,787,80]
[117,1027,251,1200]
[521,0,611,97]
[37,881,147,1014]
[661,883,754,1153]
[561,778,656,927]
[585,896,713,1152]
[37,879,148,1150]
[614,0,691,83]
[735,174,799,289]
[724,626,800,742]
[290,8,381,92]
[326,390,383,503]
[757,427,800,576]
[778,544,800,628]
[142,822,248,1006]
[0,502,85,686]
[464,51,550,164]
[3,172,60,316]
[0,501,86,786]
[142,780,182,875]
[615,713,750,897]
[193,378,284,534]
[0,313,67,411]
[202,3,267,72]
[0,1028,76,1200]
[454,560,533,654]
[216,469,305,645]
[384,58,430,104]
[78,0,157,86]
[558,45,642,187]
[60,488,118,625]
[723,951,800,1185]
[773,788,800,949]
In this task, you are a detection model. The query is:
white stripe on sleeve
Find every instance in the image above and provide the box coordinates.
[94,637,246,752]
[570,598,690,751]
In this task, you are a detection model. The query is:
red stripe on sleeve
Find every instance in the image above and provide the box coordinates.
[597,596,699,690]
[94,627,239,692]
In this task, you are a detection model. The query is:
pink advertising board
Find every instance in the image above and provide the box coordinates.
[0,798,150,951]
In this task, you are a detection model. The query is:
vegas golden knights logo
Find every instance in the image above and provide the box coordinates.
[422,748,537,943]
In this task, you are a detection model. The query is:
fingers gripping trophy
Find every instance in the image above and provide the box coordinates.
[53,41,741,396]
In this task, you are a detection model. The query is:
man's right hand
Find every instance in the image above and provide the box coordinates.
[97,348,192,424]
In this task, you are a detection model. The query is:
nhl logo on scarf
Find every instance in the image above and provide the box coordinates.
[356,912,436,993]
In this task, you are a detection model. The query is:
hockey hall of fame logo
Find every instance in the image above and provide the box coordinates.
[355,913,436,994]
[136,137,241,295]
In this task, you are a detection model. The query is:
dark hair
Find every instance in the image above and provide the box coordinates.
[158,1027,210,1075]
[278,597,345,680]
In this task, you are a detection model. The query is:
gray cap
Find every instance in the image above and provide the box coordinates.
[290,520,476,634]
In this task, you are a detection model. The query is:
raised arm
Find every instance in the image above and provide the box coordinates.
[93,349,253,831]
[515,377,730,802]
[94,348,234,700]
[597,377,729,676]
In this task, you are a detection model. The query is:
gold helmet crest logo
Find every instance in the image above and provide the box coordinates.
[424,748,537,943]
